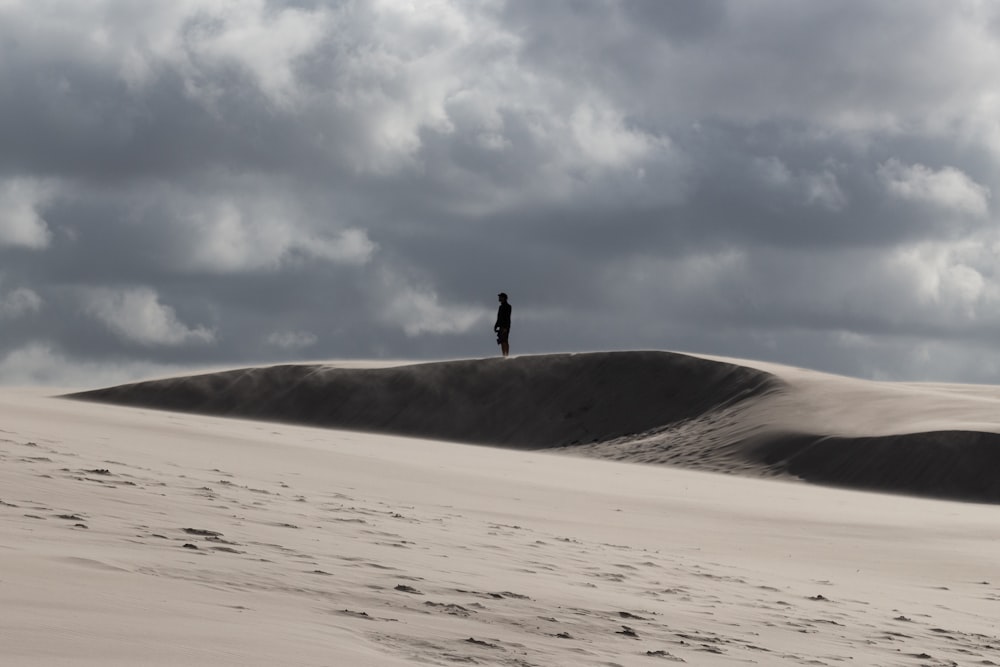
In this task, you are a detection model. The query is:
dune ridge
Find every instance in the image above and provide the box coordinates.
[67,351,779,449]
[67,350,1000,503]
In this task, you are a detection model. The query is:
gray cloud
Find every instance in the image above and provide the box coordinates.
[1,0,999,386]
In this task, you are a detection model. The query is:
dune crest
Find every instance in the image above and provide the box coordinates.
[67,350,1000,503]
[67,351,778,449]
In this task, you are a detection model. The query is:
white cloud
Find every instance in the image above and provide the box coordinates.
[568,103,665,170]
[377,270,487,336]
[878,159,990,217]
[17,0,329,107]
[266,330,318,349]
[183,0,328,107]
[178,198,376,272]
[887,240,998,322]
[316,0,489,171]
[0,342,183,388]
[753,158,847,211]
[307,228,378,265]
[803,170,848,211]
[0,287,42,318]
[83,287,216,346]
[0,178,52,249]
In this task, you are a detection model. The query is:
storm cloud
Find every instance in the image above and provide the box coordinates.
[1,0,999,385]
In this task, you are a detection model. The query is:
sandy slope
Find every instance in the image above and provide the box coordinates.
[3,386,1000,666]
[66,352,777,449]
[70,351,1000,503]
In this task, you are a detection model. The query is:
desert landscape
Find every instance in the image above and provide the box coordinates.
[4,351,1000,666]
[6,2,1000,665]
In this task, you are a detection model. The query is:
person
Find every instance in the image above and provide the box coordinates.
[494,292,512,357]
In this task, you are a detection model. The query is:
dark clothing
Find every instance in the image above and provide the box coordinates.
[494,297,512,356]
[495,303,512,330]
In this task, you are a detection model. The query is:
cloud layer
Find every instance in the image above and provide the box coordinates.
[1,0,999,385]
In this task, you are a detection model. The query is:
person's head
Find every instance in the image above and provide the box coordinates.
[498,292,508,303]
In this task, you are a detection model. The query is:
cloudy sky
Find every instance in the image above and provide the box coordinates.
[2,0,1000,386]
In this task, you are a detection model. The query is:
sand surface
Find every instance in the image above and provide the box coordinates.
[70,351,1000,503]
[5,355,1000,665]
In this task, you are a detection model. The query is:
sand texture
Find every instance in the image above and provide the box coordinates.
[6,351,1000,664]
[4,375,1000,665]
[70,351,1000,503]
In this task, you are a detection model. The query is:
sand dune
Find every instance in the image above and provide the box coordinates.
[5,382,1000,666]
[67,351,779,449]
[69,350,1000,504]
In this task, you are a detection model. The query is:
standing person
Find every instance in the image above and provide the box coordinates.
[494,292,512,357]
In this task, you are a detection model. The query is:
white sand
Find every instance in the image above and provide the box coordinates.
[4,364,1000,665]
[700,351,1000,436]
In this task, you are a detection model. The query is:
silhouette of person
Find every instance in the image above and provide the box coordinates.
[494,292,512,357]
